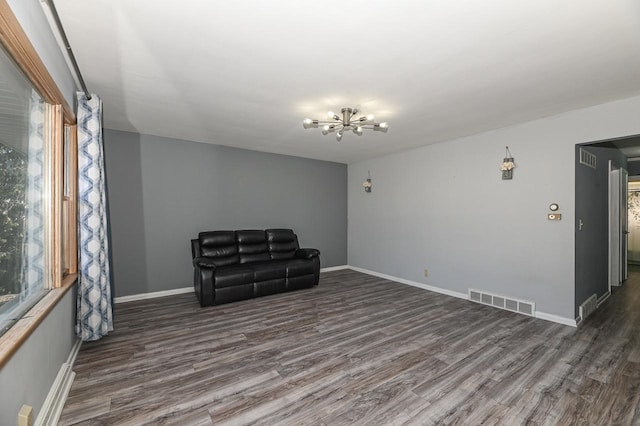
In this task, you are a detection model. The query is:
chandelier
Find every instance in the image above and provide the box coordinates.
[303,107,389,141]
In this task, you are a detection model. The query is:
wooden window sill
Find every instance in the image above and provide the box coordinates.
[0,274,77,369]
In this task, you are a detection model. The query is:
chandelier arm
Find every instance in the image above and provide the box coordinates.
[314,120,343,125]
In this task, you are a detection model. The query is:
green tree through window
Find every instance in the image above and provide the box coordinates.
[0,141,27,306]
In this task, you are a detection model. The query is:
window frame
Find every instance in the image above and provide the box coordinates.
[0,0,78,368]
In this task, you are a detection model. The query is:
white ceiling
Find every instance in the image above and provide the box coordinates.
[54,0,640,164]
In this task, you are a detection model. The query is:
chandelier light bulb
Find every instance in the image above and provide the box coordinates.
[373,122,389,133]
[327,111,335,119]
[355,126,363,136]
[336,129,344,141]
[366,114,374,123]
[322,124,335,135]
[302,118,319,129]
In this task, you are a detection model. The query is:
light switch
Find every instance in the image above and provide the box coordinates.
[548,213,562,221]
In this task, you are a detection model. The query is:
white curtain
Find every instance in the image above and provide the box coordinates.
[76,93,113,341]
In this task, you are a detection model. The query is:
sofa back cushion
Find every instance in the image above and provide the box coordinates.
[237,230,270,264]
[266,229,299,260]
[199,231,239,267]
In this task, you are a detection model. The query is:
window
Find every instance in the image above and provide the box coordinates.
[0,1,78,366]
[0,45,52,336]
[62,124,78,276]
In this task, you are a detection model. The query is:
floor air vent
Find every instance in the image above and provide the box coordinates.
[579,294,597,323]
[468,289,535,317]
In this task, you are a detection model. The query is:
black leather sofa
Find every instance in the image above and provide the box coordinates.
[191,229,320,306]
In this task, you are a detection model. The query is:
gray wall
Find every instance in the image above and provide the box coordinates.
[0,290,76,422]
[574,145,626,316]
[104,129,348,298]
[348,95,640,321]
[7,0,77,108]
[0,0,78,422]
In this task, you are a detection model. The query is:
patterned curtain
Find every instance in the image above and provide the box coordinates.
[76,93,113,341]
[22,90,46,291]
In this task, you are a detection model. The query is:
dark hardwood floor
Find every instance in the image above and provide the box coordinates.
[59,269,640,425]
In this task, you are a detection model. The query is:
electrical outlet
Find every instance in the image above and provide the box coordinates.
[424,269,429,277]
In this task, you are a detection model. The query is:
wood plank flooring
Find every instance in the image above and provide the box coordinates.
[59,269,640,425]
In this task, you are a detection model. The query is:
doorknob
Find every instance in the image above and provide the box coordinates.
[579,219,584,231]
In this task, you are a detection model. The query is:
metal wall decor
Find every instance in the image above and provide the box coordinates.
[363,171,372,193]
[501,146,516,180]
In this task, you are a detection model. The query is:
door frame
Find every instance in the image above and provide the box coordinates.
[621,168,629,282]
[609,162,628,289]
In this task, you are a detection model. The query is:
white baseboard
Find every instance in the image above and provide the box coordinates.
[320,265,349,273]
[35,338,82,426]
[115,287,193,304]
[346,266,468,300]
[348,266,577,328]
[534,311,577,327]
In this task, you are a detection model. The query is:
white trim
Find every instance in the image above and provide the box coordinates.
[597,291,611,306]
[67,337,82,366]
[534,311,577,327]
[347,266,468,300]
[35,338,82,426]
[348,266,577,328]
[115,287,192,304]
[320,265,349,273]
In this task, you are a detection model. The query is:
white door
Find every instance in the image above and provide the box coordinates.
[610,165,621,288]
[610,164,629,288]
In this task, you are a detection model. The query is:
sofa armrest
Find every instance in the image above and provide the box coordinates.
[295,248,320,259]
[193,257,218,269]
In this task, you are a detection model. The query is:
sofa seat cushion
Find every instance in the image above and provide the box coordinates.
[248,260,288,281]
[286,258,316,277]
[214,265,255,289]
[215,284,254,305]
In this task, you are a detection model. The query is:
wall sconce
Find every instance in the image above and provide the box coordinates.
[501,146,516,180]
[363,171,372,193]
